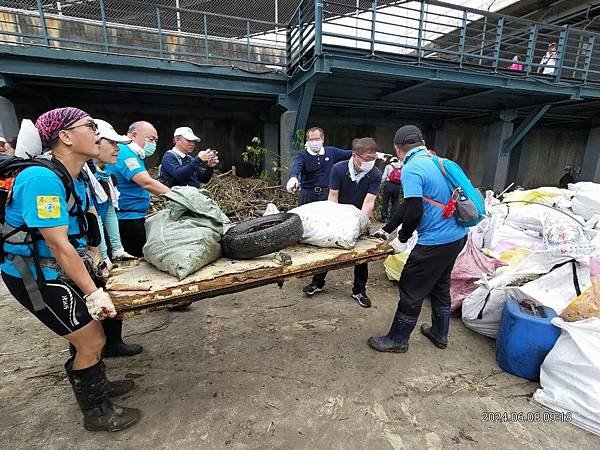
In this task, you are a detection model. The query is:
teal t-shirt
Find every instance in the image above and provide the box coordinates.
[1,166,89,280]
[106,144,150,219]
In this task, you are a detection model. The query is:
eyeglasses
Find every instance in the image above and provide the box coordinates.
[64,121,98,132]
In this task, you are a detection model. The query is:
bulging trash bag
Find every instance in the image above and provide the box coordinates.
[533,318,600,436]
[143,187,231,280]
[289,201,369,249]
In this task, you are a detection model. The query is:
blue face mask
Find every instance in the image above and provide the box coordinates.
[144,141,157,157]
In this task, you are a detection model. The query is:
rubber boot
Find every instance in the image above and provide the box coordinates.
[102,318,143,358]
[65,359,141,432]
[368,310,417,353]
[67,352,135,398]
[421,303,451,349]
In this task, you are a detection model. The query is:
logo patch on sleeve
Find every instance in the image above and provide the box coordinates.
[36,195,61,219]
[124,157,141,171]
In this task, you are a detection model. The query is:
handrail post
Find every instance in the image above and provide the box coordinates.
[524,23,538,75]
[203,14,209,63]
[554,25,569,82]
[99,0,109,53]
[315,0,323,56]
[582,35,595,83]
[370,0,378,55]
[246,21,251,69]
[298,7,304,58]
[156,7,164,58]
[36,0,50,46]
[417,0,425,62]
[492,16,504,72]
[458,9,468,68]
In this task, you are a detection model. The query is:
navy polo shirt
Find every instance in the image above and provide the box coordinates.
[288,146,352,190]
[329,160,382,209]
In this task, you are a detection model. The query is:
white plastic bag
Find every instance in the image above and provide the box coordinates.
[542,213,595,257]
[533,318,600,436]
[571,192,600,221]
[263,203,280,216]
[15,119,42,158]
[289,201,369,249]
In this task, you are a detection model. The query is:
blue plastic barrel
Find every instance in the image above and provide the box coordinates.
[496,298,561,381]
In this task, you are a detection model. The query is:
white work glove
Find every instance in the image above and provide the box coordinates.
[371,228,389,240]
[286,176,299,193]
[111,248,136,260]
[390,237,408,254]
[84,288,117,321]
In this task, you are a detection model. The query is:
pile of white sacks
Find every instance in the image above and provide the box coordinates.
[460,182,600,436]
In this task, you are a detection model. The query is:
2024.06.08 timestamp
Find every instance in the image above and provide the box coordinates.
[481,411,572,423]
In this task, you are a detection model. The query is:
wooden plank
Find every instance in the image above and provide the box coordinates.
[107,238,391,318]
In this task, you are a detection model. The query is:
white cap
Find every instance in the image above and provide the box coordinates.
[0,136,5,143]
[94,119,131,144]
[174,126,201,142]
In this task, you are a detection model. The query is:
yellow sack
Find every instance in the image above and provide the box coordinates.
[384,252,409,281]
[502,187,570,205]
[560,288,600,322]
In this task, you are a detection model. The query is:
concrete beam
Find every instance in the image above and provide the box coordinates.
[483,111,515,191]
[380,80,432,101]
[0,96,18,140]
[582,127,600,183]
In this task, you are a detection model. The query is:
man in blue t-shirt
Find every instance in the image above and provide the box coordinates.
[159,126,219,188]
[368,125,467,354]
[105,121,170,257]
[286,127,353,205]
[302,137,382,308]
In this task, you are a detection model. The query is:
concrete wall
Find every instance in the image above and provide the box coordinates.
[516,125,587,187]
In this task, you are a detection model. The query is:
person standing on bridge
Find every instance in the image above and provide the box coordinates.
[158,126,219,188]
[538,42,557,75]
[286,127,353,205]
[106,121,170,258]
[368,125,467,353]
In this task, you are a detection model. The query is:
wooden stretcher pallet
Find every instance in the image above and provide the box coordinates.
[107,238,391,318]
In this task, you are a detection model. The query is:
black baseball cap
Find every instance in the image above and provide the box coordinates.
[393,125,423,145]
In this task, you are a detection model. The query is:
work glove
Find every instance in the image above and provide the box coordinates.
[371,228,389,240]
[390,237,408,254]
[286,177,299,193]
[111,248,136,260]
[376,152,388,160]
[84,287,117,321]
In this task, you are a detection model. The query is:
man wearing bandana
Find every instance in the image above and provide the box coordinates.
[105,121,170,258]
[286,127,352,205]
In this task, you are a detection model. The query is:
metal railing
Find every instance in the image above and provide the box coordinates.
[0,0,287,71]
[286,0,600,85]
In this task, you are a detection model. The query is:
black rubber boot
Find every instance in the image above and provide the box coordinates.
[368,310,417,353]
[68,350,135,398]
[65,359,141,432]
[102,318,143,358]
[420,303,451,349]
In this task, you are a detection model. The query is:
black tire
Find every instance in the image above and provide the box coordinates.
[221,213,303,259]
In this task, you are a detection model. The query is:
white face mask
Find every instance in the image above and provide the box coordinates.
[306,139,323,155]
[360,160,376,172]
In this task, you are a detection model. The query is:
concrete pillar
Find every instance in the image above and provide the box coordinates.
[263,122,279,180]
[581,127,600,183]
[0,96,18,140]
[483,111,516,191]
[279,110,297,185]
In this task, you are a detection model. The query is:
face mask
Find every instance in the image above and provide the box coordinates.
[144,141,157,157]
[306,139,323,155]
[360,160,376,172]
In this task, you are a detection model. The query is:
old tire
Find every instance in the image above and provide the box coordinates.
[221,213,303,259]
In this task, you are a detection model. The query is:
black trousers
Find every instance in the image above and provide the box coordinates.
[298,188,329,206]
[312,263,368,295]
[397,236,467,320]
[118,218,146,258]
[381,181,402,221]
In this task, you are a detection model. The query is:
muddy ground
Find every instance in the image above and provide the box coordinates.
[0,262,597,449]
